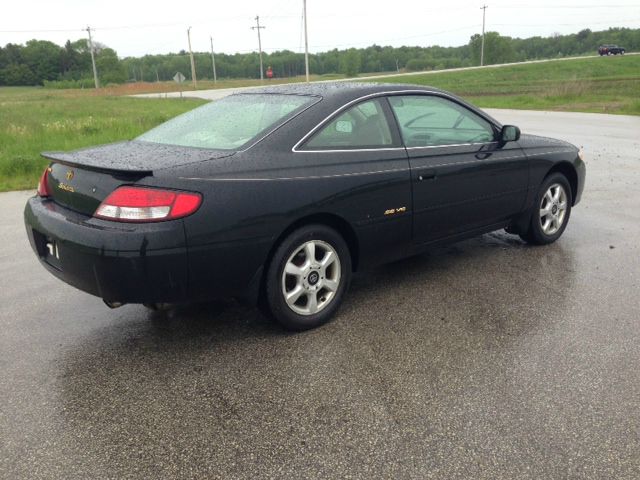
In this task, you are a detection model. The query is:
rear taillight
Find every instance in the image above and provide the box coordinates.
[94,186,202,222]
[37,167,51,197]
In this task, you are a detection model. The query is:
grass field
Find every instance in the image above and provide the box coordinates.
[0,88,205,191]
[0,55,638,192]
[373,55,640,115]
[88,73,350,96]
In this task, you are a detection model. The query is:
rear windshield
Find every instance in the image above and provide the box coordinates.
[137,93,316,150]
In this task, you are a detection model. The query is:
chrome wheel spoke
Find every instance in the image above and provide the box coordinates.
[319,249,334,267]
[285,262,304,278]
[323,278,339,292]
[307,292,318,313]
[285,285,304,305]
[319,250,335,275]
[304,242,316,263]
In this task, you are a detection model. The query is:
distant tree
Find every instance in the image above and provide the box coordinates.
[60,40,79,76]
[577,28,592,41]
[22,40,60,83]
[96,48,126,84]
[0,43,24,67]
[1,26,638,87]
[340,49,362,77]
[469,32,516,65]
[0,63,35,85]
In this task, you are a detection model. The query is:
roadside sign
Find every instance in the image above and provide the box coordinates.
[173,72,186,83]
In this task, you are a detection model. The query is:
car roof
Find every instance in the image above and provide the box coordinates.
[233,81,447,102]
[230,81,502,132]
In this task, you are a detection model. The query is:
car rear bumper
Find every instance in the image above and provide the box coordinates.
[24,196,190,303]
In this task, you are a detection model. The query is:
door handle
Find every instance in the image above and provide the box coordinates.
[418,171,436,181]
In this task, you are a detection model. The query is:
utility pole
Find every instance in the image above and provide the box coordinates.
[187,26,197,88]
[251,16,266,80]
[210,36,217,84]
[85,26,99,89]
[303,0,310,82]
[480,5,488,66]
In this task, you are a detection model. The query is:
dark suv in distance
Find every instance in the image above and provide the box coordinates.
[598,45,625,55]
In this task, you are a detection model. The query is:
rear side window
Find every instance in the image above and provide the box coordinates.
[137,93,315,150]
[303,99,394,150]
[389,95,495,147]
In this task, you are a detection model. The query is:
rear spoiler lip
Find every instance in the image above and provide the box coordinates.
[41,140,236,175]
[40,151,153,177]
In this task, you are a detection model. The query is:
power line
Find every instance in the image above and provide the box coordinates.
[0,27,85,33]
[1,3,637,35]
[492,18,640,27]
[308,25,480,50]
[491,3,639,8]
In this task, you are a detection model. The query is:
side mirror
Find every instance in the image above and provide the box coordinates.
[501,125,521,142]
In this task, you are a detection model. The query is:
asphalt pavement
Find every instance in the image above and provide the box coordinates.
[1,110,639,479]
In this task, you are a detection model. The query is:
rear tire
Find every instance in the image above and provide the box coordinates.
[265,224,351,331]
[520,172,572,245]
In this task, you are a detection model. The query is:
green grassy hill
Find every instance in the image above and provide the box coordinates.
[372,55,640,115]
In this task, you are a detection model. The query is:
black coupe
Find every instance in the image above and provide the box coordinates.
[24,83,586,330]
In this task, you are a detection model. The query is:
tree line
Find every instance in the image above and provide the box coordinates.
[0,27,638,87]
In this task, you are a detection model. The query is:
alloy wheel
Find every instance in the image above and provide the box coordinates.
[539,183,568,236]
[281,240,341,316]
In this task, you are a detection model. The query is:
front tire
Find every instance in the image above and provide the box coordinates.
[520,172,572,245]
[265,224,352,331]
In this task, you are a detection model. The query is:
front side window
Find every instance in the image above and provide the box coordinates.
[389,95,495,147]
[137,93,315,150]
[303,99,394,150]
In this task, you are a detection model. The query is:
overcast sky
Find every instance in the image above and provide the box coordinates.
[2,0,639,57]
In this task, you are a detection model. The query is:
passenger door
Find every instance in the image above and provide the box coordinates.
[295,98,412,267]
[387,94,528,245]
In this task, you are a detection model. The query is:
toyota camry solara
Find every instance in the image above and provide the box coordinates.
[24,82,585,330]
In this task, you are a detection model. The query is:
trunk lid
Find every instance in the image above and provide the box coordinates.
[42,141,234,216]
